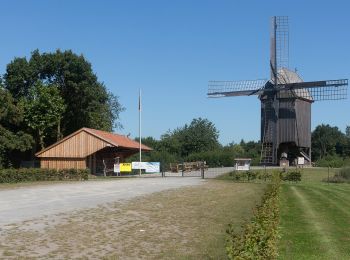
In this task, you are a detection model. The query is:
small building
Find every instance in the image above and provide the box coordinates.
[35,128,152,174]
[234,158,252,171]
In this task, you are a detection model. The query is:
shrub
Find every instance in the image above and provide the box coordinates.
[226,177,280,259]
[339,166,350,180]
[280,171,302,182]
[323,166,350,183]
[0,168,89,183]
[315,155,345,168]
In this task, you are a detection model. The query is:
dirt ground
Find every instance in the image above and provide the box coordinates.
[0,179,265,259]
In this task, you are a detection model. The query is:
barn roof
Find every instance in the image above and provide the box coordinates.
[35,127,152,157]
[84,128,151,150]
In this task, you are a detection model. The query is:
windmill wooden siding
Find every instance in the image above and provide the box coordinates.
[35,128,152,173]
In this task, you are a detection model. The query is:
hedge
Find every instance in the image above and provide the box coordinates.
[226,176,280,259]
[229,169,301,183]
[0,168,89,183]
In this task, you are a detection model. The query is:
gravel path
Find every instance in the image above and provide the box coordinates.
[0,177,204,226]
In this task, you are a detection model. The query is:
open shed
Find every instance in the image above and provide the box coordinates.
[35,128,152,174]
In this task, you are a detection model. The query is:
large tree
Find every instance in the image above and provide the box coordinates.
[311,124,347,160]
[4,49,124,140]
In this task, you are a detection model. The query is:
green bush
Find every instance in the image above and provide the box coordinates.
[280,171,302,182]
[315,155,345,168]
[339,166,350,180]
[226,177,280,259]
[0,168,89,183]
[324,166,350,183]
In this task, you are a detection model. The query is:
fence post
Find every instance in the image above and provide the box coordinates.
[328,166,330,184]
[181,160,184,177]
[201,161,204,179]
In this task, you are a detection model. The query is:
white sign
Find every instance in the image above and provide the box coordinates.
[297,157,305,165]
[131,162,160,173]
[145,162,160,173]
[132,161,146,170]
[114,163,120,173]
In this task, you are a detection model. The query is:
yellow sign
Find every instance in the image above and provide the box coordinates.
[120,163,132,172]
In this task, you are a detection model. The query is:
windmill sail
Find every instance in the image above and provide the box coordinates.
[207,79,268,97]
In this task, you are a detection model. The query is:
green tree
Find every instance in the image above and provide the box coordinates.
[346,126,350,139]
[22,83,66,149]
[171,118,220,157]
[4,49,124,137]
[0,87,33,167]
[312,124,346,160]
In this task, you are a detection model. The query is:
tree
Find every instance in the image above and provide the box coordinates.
[0,87,33,167]
[22,83,66,149]
[4,49,124,137]
[346,126,350,139]
[168,118,220,157]
[312,124,346,160]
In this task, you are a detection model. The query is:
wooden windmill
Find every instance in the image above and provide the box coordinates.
[208,16,348,165]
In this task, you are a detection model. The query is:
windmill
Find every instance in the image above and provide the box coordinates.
[208,16,348,166]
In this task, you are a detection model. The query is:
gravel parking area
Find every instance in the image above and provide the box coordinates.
[0,177,204,226]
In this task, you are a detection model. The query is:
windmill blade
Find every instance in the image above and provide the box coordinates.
[276,79,348,101]
[207,79,268,98]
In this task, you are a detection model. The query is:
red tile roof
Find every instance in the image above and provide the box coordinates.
[84,128,152,151]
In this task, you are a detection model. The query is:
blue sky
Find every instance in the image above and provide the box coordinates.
[1,0,349,144]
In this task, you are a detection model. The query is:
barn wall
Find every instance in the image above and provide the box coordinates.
[40,158,86,170]
[295,99,311,147]
[38,131,110,158]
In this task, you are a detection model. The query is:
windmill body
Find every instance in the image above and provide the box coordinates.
[208,16,348,166]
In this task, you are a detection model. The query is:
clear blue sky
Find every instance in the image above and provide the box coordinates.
[1,0,349,144]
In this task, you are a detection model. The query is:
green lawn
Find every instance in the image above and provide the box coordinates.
[278,168,350,259]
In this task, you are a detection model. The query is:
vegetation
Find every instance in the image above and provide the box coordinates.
[278,168,350,259]
[0,168,89,183]
[128,118,262,169]
[324,165,350,183]
[226,177,280,259]
[312,124,350,167]
[0,49,124,168]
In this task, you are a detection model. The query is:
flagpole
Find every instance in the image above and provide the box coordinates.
[139,88,142,176]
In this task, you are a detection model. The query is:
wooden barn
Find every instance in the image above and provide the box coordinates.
[35,128,152,174]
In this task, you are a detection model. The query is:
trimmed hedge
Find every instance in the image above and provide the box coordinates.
[226,177,280,259]
[0,168,89,183]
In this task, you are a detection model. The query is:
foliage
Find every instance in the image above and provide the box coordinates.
[0,88,33,168]
[166,118,220,157]
[324,166,350,183]
[21,83,66,149]
[226,178,280,259]
[4,49,124,139]
[312,124,347,160]
[280,170,301,182]
[314,154,345,168]
[0,168,89,183]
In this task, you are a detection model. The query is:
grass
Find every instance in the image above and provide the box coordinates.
[0,179,265,259]
[278,167,350,259]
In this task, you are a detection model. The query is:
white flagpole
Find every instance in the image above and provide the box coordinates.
[139,88,142,176]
